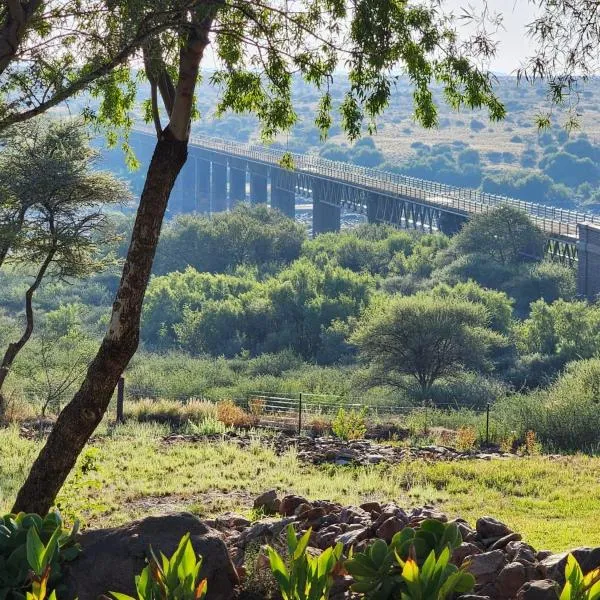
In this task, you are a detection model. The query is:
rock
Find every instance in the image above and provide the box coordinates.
[458,596,491,600]
[376,516,405,542]
[360,501,382,514]
[540,548,600,584]
[489,532,522,551]
[451,543,483,567]
[536,550,554,562]
[253,489,280,514]
[63,513,238,600]
[280,494,309,516]
[298,506,327,529]
[497,562,528,599]
[465,550,507,586]
[506,542,537,565]
[335,527,369,548]
[215,512,251,530]
[516,579,559,600]
[476,516,513,540]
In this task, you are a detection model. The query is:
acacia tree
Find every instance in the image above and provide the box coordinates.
[351,294,508,397]
[6,0,507,514]
[0,119,129,416]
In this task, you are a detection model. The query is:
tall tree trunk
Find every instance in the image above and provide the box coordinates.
[0,246,55,417]
[12,131,187,514]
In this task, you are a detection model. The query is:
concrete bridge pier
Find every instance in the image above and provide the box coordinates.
[312,179,341,235]
[367,193,381,224]
[271,167,296,218]
[179,160,197,213]
[229,158,247,206]
[438,211,468,235]
[249,166,269,204]
[194,153,211,213]
[211,159,228,213]
[577,223,600,301]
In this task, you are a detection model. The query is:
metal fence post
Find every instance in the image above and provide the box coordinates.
[485,403,490,445]
[116,376,125,423]
[298,392,303,434]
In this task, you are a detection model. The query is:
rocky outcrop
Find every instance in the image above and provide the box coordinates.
[208,493,599,600]
[63,513,239,600]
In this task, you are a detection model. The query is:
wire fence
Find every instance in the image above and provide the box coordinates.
[117,380,494,443]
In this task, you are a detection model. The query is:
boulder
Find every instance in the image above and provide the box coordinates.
[452,542,483,567]
[279,494,308,516]
[376,516,405,542]
[540,548,600,584]
[476,516,513,540]
[253,489,280,514]
[63,513,238,600]
[496,562,528,599]
[516,579,559,600]
[465,550,507,586]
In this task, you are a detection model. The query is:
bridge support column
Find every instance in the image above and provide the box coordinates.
[577,223,600,301]
[229,158,247,206]
[312,179,341,236]
[367,194,380,224]
[438,212,467,235]
[271,167,296,218]
[195,156,211,213]
[211,159,228,213]
[178,157,197,213]
[249,168,268,204]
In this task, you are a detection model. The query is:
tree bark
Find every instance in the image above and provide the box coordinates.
[0,245,55,414]
[12,131,188,514]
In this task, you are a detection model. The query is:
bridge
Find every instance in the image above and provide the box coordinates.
[141,131,600,300]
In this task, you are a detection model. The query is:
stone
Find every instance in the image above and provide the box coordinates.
[506,542,537,564]
[335,527,369,548]
[496,562,528,599]
[516,579,559,600]
[360,501,382,514]
[489,532,522,551]
[280,495,309,516]
[465,550,507,586]
[540,548,600,584]
[253,489,280,514]
[63,513,238,600]
[451,543,483,567]
[376,516,405,542]
[476,516,513,540]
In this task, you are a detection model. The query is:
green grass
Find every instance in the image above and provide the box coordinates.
[1,424,599,552]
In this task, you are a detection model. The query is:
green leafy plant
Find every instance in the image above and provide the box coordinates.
[111,533,207,600]
[332,407,367,441]
[397,546,475,600]
[345,520,462,599]
[0,511,80,600]
[559,554,600,600]
[266,524,343,600]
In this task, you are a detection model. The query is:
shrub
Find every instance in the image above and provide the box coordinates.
[125,398,217,426]
[266,524,343,600]
[332,407,367,441]
[0,511,80,600]
[248,397,266,417]
[559,553,600,600]
[307,416,331,436]
[216,400,256,428]
[455,427,477,451]
[111,533,207,600]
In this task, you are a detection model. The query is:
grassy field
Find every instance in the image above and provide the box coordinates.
[1,423,599,553]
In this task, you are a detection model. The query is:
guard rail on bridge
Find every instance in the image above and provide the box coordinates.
[189,133,599,241]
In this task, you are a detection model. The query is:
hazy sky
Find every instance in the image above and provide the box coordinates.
[446,0,539,74]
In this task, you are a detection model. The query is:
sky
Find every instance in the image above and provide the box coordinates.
[446,0,539,74]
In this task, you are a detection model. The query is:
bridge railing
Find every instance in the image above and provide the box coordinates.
[188,133,598,235]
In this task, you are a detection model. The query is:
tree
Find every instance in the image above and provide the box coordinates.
[153,204,306,275]
[10,0,506,514]
[452,205,547,266]
[351,295,507,397]
[0,119,128,415]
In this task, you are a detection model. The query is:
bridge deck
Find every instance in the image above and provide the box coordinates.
[190,134,600,241]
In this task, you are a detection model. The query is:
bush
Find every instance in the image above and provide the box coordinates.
[332,407,367,440]
[0,511,80,600]
[216,400,256,428]
[125,398,217,425]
